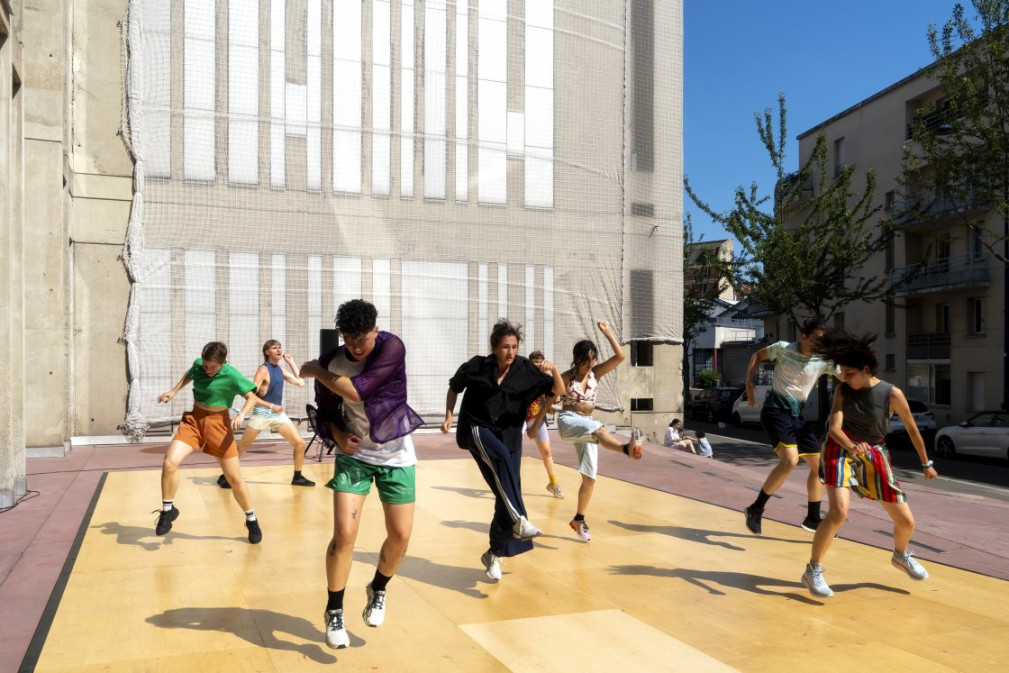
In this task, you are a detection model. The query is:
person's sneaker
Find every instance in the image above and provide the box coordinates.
[628,427,644,459]
[569,518,591,542]
[800,515,822,533]
[891,550,929,580]
[744,505,763,535]
[245,519,262,544]
[481,551,502,582]
[155,505,179,535]
[512,515,542,539]
[324,609,349,649]
[291,474,316,487]
[546,483,564,499]
[801,561,834,597]
[217,474,231,489]
[362,583,386,627]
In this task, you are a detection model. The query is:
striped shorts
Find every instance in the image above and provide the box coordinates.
[820,433,906,504]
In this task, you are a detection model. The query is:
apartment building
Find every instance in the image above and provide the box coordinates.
[765,67,1004,428]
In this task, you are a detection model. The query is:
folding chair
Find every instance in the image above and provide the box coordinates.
[305,403,338,462]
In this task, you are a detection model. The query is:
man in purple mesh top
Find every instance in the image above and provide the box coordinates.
[300,299,422,650]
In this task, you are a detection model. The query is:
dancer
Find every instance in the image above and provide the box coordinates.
[299,299,423,649]
[526,350,564,498]
[663,418,697,453]
[218,340,311,489]
[801,331,937,598]
[743,319,837,534]
[441,320,565,582]
[557,320,643,543]
[155,341,273,543]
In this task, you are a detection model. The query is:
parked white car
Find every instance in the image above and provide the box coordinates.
[731,387,768,427]
[886,399,937,450]
[934,411,1009,462]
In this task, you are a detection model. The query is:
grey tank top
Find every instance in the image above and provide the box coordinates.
[839,380,893,443]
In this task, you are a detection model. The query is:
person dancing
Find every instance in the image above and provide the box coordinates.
[526,350,564,498]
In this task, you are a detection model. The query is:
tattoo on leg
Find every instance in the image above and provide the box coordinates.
[327,540,336,557]
[379,550,387,565]
[351,508,358,521]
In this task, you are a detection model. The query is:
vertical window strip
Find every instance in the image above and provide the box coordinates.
[306,0,323,190]
[228,0,260,185]
[373,0,393,196]
[308,256,323,361]
[455,0,469,201]
[478,0,507,204]
[525,2,554,207]
[230,252,261,379]
[141,0,172,178]
[272,254,287,349]
[333,0,362,193]
[424,0,447,199]
[269,0,286,187]
[184,0,216,181]
[401,0,415,197]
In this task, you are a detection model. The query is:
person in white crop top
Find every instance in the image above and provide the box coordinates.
[556,320,643,542]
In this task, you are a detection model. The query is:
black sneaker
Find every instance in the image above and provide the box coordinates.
[800,515,822,533]
[246,519,263,544]
[217,474,231,489]
[744,505,763,535]
[291,474,316,487]
[155,505,180,535]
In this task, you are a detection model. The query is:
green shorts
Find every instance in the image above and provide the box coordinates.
[326,454,416,504]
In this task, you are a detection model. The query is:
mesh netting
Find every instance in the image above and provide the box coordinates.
[120,0,681,438]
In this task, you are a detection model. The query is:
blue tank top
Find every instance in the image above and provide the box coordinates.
[262,361,284,405]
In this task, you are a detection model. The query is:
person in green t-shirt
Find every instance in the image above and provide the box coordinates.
[154,341,275,544]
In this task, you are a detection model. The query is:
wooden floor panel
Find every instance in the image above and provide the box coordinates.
[32,457,1009,672]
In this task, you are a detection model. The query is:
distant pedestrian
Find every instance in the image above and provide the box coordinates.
[695,430,713,458]
[664,419,696,453]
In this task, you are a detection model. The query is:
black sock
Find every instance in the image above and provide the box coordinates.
[753,490,771,511]
[294,470,303,479]
[622,443,630,455]
[808,501,821,520]
[327,589,345,612]
[371,570,392,592]
[573,513,585,522]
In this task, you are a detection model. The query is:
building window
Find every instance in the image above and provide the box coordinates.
[630,341,654,367]
[833,136,846,177]
[885,298,895,337]
[833,312,844,329]
[970,226,985,259]
[630,398,654,411]
[630,0,654,172]
[967,372,985,410]
[885,353,896,371]
[907,363,951,405]
[937,303,950,333]
[968,297,985,335]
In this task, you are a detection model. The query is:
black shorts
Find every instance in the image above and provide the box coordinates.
[760,406,820,457]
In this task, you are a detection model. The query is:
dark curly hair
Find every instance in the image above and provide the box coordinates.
[335,299,378,338]
[571,340,598,369]
[818,329,878,374]
[490,319,523,349]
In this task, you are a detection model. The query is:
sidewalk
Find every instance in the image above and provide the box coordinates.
[3,429,1008,672]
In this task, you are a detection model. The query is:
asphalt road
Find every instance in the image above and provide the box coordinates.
[684,418,1009,502]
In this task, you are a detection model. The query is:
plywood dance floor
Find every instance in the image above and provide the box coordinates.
[31,456,1009,672]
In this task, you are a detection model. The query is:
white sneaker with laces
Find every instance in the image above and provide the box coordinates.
[801,562,833,597]
[512,515,542,539]
[546,483,564,499]
[324,609,349,649]
[362,583,386,627]
[892,550,929,580]
[481,551,502,582]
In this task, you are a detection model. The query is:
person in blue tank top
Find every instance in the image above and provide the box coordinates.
[217,339,311,488]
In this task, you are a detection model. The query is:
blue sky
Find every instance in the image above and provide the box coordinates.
[684,1,966,244]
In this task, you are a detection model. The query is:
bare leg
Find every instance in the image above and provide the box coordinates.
[218,455,254,512]
[276,422,308,471]
[760,444,800,495]
[161,439,196,500]
[880,501,916,554]
[326,491,366,591]
[236,427,260,457]
[811,486,849,563]
[576,474,596,516]
[590,426,629,454]
[801,453,824,502]
[376,502,415,577]
[535,439,557,481]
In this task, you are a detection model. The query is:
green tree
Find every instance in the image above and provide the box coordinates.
[685,94,895,326]
[901,0,1009,409]
[682,215,721,393]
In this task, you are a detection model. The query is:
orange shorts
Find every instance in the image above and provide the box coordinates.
[176,407,238,458]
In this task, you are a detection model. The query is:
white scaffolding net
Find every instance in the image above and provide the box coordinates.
[121,0,683,438]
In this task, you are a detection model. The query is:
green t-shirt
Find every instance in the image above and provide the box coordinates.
[186,359,257,408]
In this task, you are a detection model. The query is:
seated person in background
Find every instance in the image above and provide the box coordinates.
[696,430,713,458]
[664,419,696,454]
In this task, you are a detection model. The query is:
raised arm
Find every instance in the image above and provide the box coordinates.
[744,348,769,406]
[890,386,938,480]
[281,352,305,387]
[591,320,625,379]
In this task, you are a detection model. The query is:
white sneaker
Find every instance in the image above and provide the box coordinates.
[362,583,386,627]
[512,515,542,539]
[801,562,833,597]
[481,551,502,582]
[546,483,564,499]
[892,550,929,580]
[569,518,591,542]
[324,609,349,648]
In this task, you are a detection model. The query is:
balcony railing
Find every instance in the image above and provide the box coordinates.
[894,189,989,227]
[907,332,951,360]
[889,253,989,296]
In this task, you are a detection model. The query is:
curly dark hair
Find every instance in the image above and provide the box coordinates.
[571,340,598,369]
[489,319,523,349]
[201,341,228,363]
[335,299,378,338]
[818,329,878,374]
